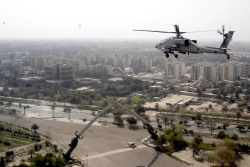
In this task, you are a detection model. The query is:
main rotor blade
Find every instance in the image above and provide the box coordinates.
[133,29,176,33]
[184,30,217,33]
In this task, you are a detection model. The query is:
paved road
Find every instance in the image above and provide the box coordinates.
[0,114,188,167]
[5,100,249,138]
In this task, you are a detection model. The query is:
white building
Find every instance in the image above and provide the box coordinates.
[191,62,219,82]
[219,61,240,81]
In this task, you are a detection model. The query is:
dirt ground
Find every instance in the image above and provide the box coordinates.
[238,154,250,167]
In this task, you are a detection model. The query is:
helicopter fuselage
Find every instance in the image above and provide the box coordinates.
[155,37,227,55]
[133,25,234,59]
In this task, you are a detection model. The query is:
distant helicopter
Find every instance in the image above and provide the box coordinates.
[133,25,234,59]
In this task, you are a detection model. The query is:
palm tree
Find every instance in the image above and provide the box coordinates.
[0,100,3,111]
[7,100,12,111]
[209,123,216,136]
[221,105,228,120]
[29,149,35,159]
[163,116,169,128]
[155,103,159,112]
[236,111,241,124]
[23,105,27,114]
[64,107,71,120]
[51,102,56,118]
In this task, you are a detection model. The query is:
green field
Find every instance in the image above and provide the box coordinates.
[0,121,38,153]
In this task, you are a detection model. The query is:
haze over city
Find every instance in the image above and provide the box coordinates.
[1,1,250,167]
[0,0,250,41]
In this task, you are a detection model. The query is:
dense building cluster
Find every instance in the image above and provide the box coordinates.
[191,61,250,82]
[0,41,249,83]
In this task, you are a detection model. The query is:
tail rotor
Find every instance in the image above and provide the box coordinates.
[217,25,228,40]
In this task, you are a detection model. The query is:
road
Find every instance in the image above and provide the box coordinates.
[0,114,188,167]
[5,100,249,138]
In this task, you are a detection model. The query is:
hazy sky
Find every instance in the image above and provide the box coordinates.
[0,0,249,41]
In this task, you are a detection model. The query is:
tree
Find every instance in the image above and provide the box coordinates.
[209,123,216,136]
[223,121,229,130]
[209,104,213,109]
[196,113,202,120]
[29,149,35,159]
[154,103,159,111]
[197,87,203,97]
[0,157,5,167]
[114,115,124,126]
[134,105,146,115]
[191,133,203,156]
[31,123,39,133]
[236,111,241,124]
[206,139,238,167]
[113,111,124,126]
[168,116,175,125]
[7,100,12,111]
[193,133,203,145]
[23,105,28,114]
[0,100,3,111]
[33,153,66,167]
[221,105,228,120]
[51,103,56,118]
[207,146,236,167]
[163,126,188,152]
[183,119,188,125]
[217,131,226,139]
[126,116,137,125]
[102,100,108,108]
[195,120,202,127]
[163,116,169,128]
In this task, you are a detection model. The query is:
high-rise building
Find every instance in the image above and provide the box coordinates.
[219,61,240,81]
[161,58,185,80]
[131,57,152,73]
[191,62,219,82]
[174,61,186,80]
[32,57,45,71]
[45,63,74,81]
[239,62,250,78]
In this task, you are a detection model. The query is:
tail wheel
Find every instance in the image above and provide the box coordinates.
[227,54,230,59]
[175,54,178,58]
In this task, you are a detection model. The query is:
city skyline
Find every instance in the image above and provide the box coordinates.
[0,0,250,42]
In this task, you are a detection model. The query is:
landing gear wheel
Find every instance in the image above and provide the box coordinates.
[164,52,169,58]
[227,54,230,59]
[175,54,178,58]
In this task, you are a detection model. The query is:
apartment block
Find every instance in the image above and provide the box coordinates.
[161,58,185,80]
[45,63,74,81]
[32,57,45,71]
[239,62,250,78]
[191,62,219,82]
[219,61,240,81]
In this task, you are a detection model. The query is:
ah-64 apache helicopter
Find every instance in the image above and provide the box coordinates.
[133,25,234,59]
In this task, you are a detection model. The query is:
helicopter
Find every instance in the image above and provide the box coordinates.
[133,25,234,59]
